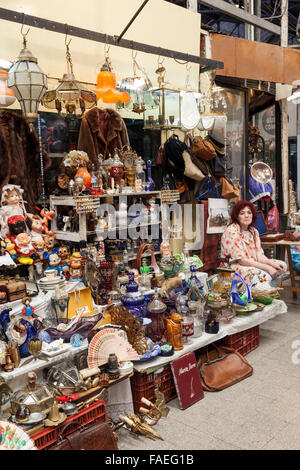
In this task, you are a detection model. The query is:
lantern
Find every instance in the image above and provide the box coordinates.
[143,65,181,129]
[8,31,47,124]
[93,54,131,104]
[118,53,159,114]
[42,37,97,116]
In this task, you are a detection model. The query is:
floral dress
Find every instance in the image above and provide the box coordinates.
[220,222,271,284]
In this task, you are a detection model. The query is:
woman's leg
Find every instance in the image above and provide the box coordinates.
[269,260,287,287]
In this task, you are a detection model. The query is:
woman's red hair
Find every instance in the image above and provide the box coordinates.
[230,200,257,227]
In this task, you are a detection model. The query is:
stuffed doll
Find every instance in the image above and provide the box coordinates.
[0,185,26,238]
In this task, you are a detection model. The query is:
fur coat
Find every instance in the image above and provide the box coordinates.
[77,107,129,164]
[0,110,51,212]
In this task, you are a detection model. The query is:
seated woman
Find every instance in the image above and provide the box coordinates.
[221,200,286,287]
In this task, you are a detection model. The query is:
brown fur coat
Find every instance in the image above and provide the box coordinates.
[0,110,51,212]
[77,107,129,164]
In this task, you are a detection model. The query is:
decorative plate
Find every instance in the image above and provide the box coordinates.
[234,302,258,314]
[0,421,37,450]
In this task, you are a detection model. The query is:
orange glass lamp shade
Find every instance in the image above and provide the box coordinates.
[0,68,16,107]
[93,65,131,104]
[75,166,92,191]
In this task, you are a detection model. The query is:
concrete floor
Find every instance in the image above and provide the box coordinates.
[118,291,300,451]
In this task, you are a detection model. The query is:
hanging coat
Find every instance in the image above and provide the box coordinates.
[77,107,130,164]
[0,110,51,212]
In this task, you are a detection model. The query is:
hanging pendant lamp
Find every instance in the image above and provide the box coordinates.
[119,52,159,114]
[93,49,131,104]
[42,36,97,116]
[8,26,47,124]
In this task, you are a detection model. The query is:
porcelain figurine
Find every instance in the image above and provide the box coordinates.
[69,252,83,281]
[22,297,35,321]
[7,215,27,241]
[0,185,26,238]
[160,240,170,258]
[1,238,17,258]
[32,238,45,260]
[15,232,36,264]
[58,245,70,274]
[40,208,55,237]
[43,249,63,276]
[26,213,44,242]
[43,234,56,254]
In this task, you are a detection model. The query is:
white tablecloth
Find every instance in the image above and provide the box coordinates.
[133,299,288,373]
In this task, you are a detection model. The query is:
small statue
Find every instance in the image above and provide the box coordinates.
[43,249,63,276]
[27,371,37,391]
[62,215,71,232]
[32,238,45,260]
[42,233,56,254]
[69,252,83,281]
[40,207,55,237]
[22,296,35,320]
[58,245,70,273]
[26,213,44,242]
[165,313,183,351]
[160,240,171,258]
[96,216,108,232]
[15,232,36,264]
[154,386,170,418]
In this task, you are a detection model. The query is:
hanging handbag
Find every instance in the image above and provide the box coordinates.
[197,343,253,392]
[190,135,217,161]
[219,177,240,201]
[153,144,165,167]
[209,154,226,177]
[183,150,205,182]
[195,175,222,201]
[185,133,217,162]
[49,421,118,451]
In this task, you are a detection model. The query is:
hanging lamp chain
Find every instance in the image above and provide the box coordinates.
[65,40,74,75]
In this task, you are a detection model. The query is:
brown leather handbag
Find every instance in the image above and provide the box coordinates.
[219,177,240,201]
[186,135,217,161]
[49,421,118,451]
[197,344,253,392]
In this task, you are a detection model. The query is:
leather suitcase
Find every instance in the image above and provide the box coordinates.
[0,279,27,302]
[49,420,118,451]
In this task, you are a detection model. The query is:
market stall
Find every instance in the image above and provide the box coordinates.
[0,2,291,452]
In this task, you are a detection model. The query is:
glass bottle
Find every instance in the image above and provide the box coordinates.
[187,265,205,300]
[189,300,204,338]
[147,289,167,342]
[135,157,146,191]
[90,164,101,195]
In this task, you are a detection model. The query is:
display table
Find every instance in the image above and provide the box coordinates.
[261,239,300,299]
[133,299,287,373]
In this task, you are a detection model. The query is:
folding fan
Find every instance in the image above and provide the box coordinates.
[0,421,37,450]
[88,328,140,368]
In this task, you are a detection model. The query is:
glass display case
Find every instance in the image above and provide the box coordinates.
[144,87,181,130]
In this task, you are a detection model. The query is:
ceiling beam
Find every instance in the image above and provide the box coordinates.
[198,0,281,35]
[0,7,223,72]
